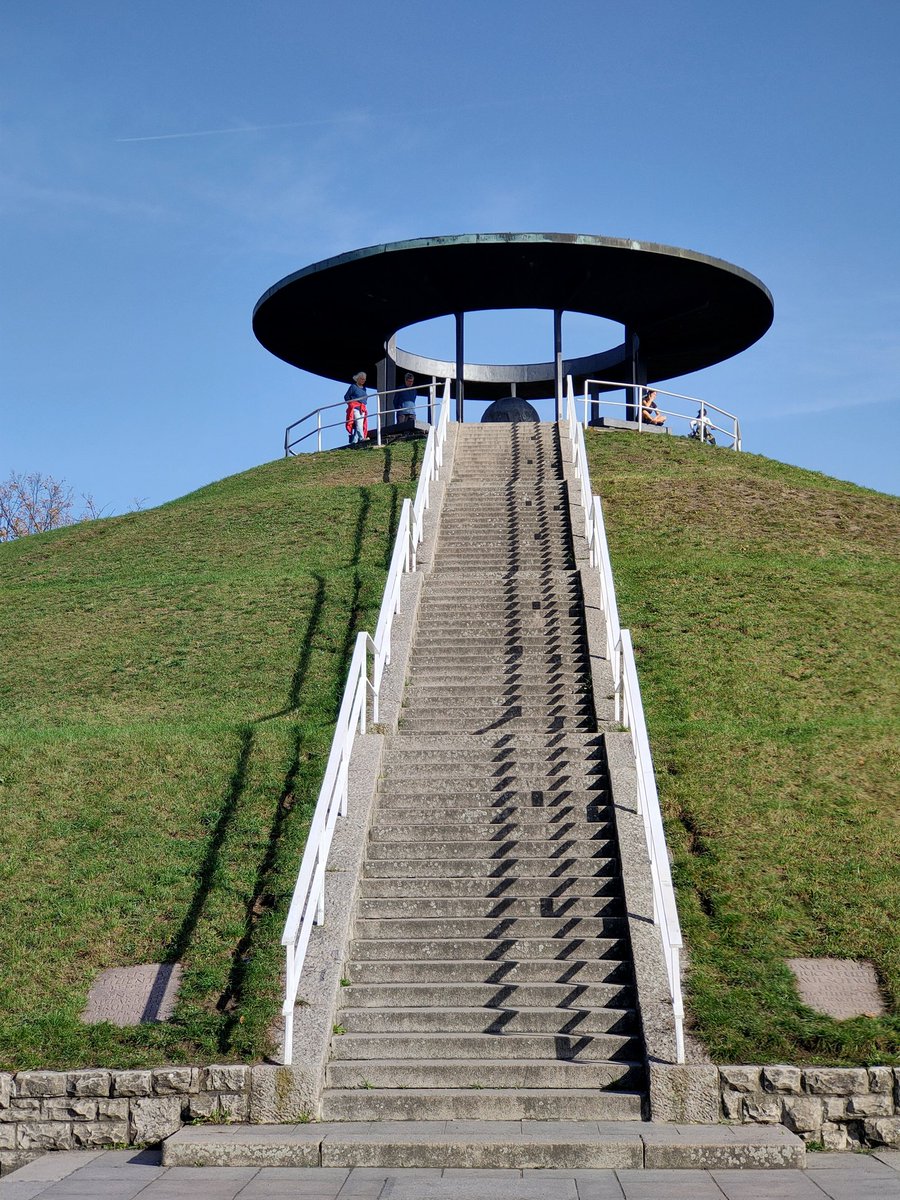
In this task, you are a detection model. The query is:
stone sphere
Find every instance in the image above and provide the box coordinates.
[481,396,540,423]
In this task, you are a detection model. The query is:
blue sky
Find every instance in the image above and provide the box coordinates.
[3,0,898,511]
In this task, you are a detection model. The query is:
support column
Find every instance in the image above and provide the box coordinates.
[624,328,646,421]
[455,312,465,423]
[553,309,563,422]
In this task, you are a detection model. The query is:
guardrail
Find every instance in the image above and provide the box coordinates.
[285,381,442,454]
[577,378,741,451]
[280,378,451,1064]
[565,376,686,1064]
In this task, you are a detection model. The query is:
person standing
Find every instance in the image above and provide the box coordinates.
[394,372,419,426]
[344,372,369,445]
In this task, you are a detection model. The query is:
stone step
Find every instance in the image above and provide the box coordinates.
[398,717,596,733]
[363,837,615,860]
[358,876,621,899]
[328,1030,638,1062]
[357,895,625,920]
[371,809,612,829]
[319,1094,643,1127]
[348,936,629,962]
[368,825,614,846]
[324,1058,644,1091]
[362,856,619,878]
[337,1005,638,1035]
[163,1119,807,1169]
[344,958,633,985]
[353,916,627,940]
[382,733,606,754]
[341,981,637,1009]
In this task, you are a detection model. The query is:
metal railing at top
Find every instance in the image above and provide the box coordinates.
[280,379,451,1065]
[578,378,742,451]
[565,376,686,1064]
[285,381,444,455]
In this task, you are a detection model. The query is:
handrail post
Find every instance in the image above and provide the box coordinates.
[317,411,322,453]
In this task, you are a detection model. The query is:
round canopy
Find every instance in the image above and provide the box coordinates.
[253,233,773,400]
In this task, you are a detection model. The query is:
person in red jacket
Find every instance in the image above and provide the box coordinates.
[344,372,369,445]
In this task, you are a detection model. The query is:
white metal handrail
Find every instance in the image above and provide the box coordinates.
[579,378,742,450]
[285,381,444,454]
[280,378,451,1064]
[564,376,685,1063]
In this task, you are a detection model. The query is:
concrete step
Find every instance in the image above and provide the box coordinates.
[325,1058,644,1091]
[338,1005,639,1035]
[344,958,633,984]
[398,717,597,733]
[363,837,615,860]
[353,916,627,940]
[356,896,625,920]
[362,856,619,878]
[341,981,637,1009]
[370,810,612,829]
[163,1119,807,1169]
[328,1031,639,1062]
[348,937,628,962]
[382,733,606,754]
[319,1093,644,1126]
[369,814,613,835]
[358,876,622,899]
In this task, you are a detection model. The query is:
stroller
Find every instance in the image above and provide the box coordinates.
[689,409,716,445]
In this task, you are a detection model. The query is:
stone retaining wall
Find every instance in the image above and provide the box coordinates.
[650,1064,900,1150]
[3,1061,898,1174]
[0,1065,251,1175]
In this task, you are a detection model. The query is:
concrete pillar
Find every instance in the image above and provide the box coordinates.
[455,312,465,422]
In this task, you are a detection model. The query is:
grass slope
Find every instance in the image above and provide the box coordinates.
[586,431,899,1065]
[0,444,421,1069]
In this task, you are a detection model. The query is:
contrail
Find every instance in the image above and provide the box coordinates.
[116,117,365,143]
[116,100,517,143]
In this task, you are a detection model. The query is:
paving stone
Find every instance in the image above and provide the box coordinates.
[710,1169,826,1198]
[616,1169,725,1198]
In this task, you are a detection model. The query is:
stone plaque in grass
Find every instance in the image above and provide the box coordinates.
[788,958,886,1020]
[82,963,182,1026]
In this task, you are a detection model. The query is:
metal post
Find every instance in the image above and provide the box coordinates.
[317,411,322,453]
[428,379,435,426]
[553,308,563,422]
[455,312,465,423]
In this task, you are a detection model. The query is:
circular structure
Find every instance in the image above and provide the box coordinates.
[253,233,773,401]
[482,397,540,423]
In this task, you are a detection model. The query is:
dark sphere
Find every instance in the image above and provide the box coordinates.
[481,396,540,423]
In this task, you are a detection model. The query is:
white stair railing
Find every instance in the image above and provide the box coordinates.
[280,378,451,1064]
[565,376,686,1064]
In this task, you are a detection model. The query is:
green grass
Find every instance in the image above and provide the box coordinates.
[0,443,421,1069]
[586,431,900,1065]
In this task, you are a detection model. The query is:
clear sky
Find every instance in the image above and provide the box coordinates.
[3,0,898,512]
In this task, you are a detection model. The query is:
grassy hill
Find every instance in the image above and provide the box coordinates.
[0,444,421,1069]
[1,432,897,1071]
[586,431,899,1065]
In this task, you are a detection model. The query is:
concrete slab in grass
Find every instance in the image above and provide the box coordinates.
[161,1124,322,1167]
[787,958,886,1020]
[81,964,182,1025]
[641,1123,805,1170]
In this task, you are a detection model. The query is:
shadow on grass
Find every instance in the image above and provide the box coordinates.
[171,482,385,1052]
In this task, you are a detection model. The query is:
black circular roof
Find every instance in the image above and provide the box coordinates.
[253,233,773,399]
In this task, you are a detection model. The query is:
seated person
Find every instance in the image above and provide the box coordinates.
[641,389,666,425]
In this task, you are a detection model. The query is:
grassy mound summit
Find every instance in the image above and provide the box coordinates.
[0,433,896,1070]
[587,432,899,1065]
[0,445,421,1069]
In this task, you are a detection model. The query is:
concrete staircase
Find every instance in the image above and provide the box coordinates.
[322,422,646,1122]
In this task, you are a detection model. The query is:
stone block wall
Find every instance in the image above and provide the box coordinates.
[0,1065,250,1175]
[650,1064,900,1150]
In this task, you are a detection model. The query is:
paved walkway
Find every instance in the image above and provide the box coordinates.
[1,1148,899,1199]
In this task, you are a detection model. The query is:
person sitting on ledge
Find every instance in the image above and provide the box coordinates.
[641,389,666,426]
